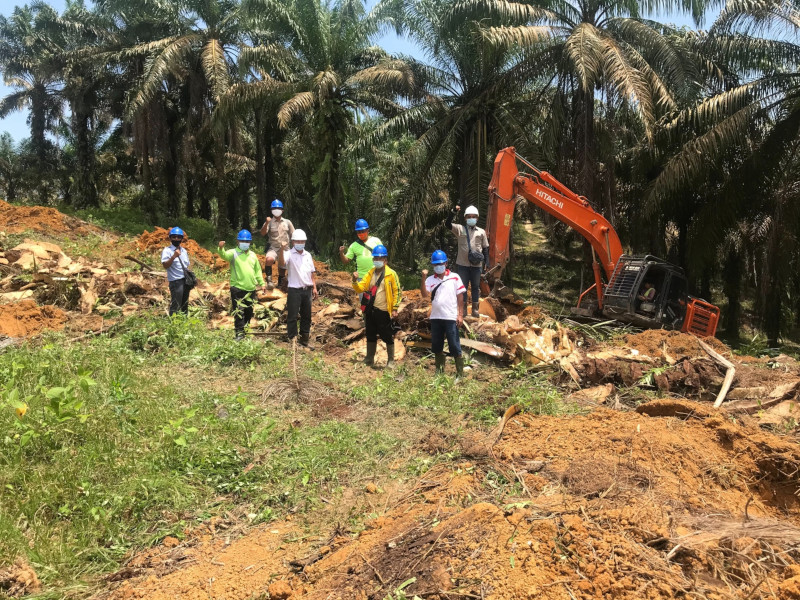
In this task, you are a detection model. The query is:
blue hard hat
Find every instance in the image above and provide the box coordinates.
[372,244,388,258]
[169,226,184,237]
[237,229,253,242]
[271,199,284,209]
[431,250,447,264]
[355,218,369,232]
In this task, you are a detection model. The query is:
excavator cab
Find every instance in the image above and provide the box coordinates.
[601,255,719,336]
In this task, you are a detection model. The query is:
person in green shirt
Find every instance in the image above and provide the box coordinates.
[217,229,266,340]
[339,219,383,280]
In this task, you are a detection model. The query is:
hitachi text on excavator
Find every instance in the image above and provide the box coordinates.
[485,147,720,337]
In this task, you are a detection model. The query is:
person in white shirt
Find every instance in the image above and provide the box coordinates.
[278,229,318,347]
[161,226,191,316]
[420,249,466,378]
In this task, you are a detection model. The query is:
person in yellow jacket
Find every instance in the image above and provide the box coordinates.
[351,244,401,368]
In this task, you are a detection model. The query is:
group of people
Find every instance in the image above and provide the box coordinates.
[161,200,492,377]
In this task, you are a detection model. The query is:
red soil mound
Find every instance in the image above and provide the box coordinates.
[0,300,66,337]
[0,200,103,238]
[104,400,800,600]
[622,329,729,358]
[135,228,221,268]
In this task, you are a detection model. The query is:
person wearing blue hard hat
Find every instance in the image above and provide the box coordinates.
[259,199,295,290]
[339,218,383,282]
[351,244,401,367]
[161,226,191,316]
[217,229,266,340]
[421,250,466,378]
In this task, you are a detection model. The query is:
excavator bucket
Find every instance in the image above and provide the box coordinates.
[682,298,720,337]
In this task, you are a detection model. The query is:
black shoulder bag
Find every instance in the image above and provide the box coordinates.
[360,270,385,314]
[178,254,198,289]
[465,226,484,266]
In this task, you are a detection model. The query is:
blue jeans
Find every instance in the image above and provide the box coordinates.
[456,264,482,306]
[430,319,462,357]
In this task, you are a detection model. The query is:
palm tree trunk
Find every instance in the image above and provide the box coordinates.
[30,83,47,164]
[254,110,266,226]
[576,87,596,208]
[186,175,195,218]
[72,103,98,208]
[722,248,742,342]
[238,177,250,231]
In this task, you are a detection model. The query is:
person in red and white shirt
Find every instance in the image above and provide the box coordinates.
[420,249,466,378]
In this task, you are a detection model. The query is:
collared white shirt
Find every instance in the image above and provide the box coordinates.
[283,248,316,288]
[425,270,465,321]
[161,245,190,282]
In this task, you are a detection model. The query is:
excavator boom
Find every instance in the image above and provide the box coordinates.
[487,147,623,281]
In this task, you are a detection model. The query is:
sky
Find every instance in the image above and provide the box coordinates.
[0,0,705,143]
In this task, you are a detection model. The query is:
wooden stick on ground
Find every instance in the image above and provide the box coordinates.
[698,339,736,408]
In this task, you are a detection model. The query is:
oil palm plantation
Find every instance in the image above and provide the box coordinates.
[645,0,800,342]
[223,0,419,248]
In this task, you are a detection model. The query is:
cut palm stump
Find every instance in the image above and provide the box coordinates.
[261,338,328,404]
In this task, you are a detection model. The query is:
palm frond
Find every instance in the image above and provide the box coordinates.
[277,91,315,128]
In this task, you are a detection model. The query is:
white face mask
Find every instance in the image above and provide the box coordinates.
[373,260,385,269]
[272,209,282,217]
[433,264,446,275]
[466,218,478,227]
[238,242,250,251]
[294,243,305,252]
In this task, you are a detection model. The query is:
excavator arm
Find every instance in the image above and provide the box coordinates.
[486,147,623,308]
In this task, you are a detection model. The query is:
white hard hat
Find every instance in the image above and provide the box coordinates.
[465,205,479,216]
[291,229,307,241]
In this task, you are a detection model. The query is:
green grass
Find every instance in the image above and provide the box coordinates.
[0,313,578,598]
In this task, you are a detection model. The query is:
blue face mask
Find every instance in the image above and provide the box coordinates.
[433,264,446,275]
[294,243,305,252]
[466,218,478,227]
[373,260,385,269]
[238,242,250,251]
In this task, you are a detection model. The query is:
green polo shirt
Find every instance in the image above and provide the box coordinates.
[345,236,382,278]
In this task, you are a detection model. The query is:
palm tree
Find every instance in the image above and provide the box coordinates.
[223,0,418,248]
[0,3,65,201]
[477,0,708,223]
[101,0,245,225]
[645,0,800,342]
[362,0,548,256]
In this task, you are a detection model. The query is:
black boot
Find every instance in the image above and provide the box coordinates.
[299,333,312,348]
[364,341,377,365]
[386,343,396,369]
[455,355,465,380]
[435,353,446,374]
[472,301,480,316]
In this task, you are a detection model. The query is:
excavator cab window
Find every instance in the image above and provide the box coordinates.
[635,267,668,317]
[663,274,688,329]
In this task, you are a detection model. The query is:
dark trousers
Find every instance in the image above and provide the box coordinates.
[287,287,312,339]
[231,286,255,333]
[457,264,482,306]
[168,278,190,315]
[431,318,462,357]
[365,308,395,346]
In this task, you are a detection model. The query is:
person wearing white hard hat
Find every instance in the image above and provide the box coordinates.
[278,228,318,347]
[446,204,489,317]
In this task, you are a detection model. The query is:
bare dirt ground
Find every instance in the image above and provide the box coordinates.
[3,202,800,599]
[99,400,800,600]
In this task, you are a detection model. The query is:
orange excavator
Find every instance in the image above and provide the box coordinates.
[485,147,720,336]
